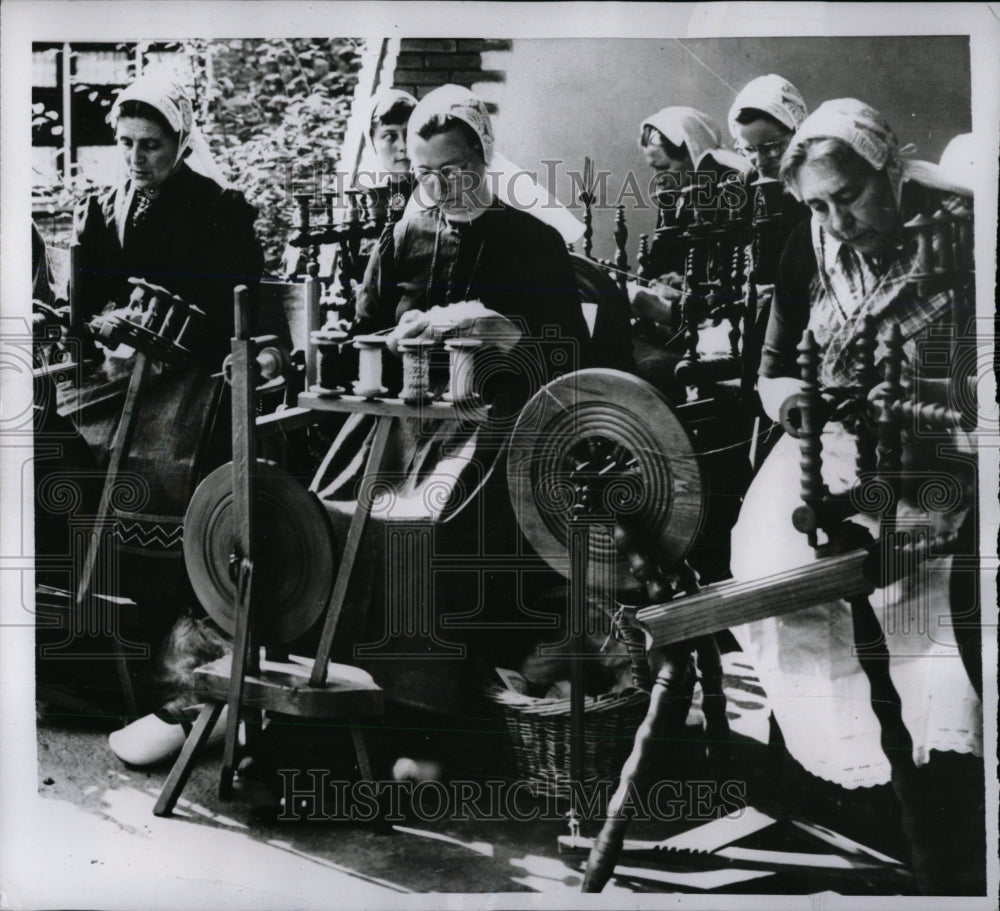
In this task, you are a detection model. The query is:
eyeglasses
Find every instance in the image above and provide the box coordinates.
[733,138,789,159]
[414,154,479,185]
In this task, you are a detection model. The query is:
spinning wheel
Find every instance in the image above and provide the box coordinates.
[507,368,705,591]
[91,277,206,367]
[153,287,384,819]
[184,460,337,644]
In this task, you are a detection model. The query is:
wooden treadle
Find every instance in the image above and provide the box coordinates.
[194,654,383,717]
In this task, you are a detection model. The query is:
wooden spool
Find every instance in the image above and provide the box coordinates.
[441,338,482,403]
[352,334,387,398]
[397,337,438,404]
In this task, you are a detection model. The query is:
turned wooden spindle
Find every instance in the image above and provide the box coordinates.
[853,314,878,476]
[906,213,935,289]
[636,234,649,286]
[294,192,319,271]
[794,331,825,545]
[577,180,595,261]
[304,261,323,389]
[613,205,629,292]
[727,245,743,358]
[323,191,337,227]
[681,246,701,364]
[295,192,313,234]
[877,323,904,480]
[931,209,954,274]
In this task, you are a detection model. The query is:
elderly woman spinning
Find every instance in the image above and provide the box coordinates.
[310,85,590,744]
[730,99,982,893]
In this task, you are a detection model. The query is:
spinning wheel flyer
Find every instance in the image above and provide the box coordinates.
[1,2,998,909]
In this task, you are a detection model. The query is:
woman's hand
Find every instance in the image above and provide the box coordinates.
[628,274,683,326]
[385,309,430,353]
[386,301,522,354]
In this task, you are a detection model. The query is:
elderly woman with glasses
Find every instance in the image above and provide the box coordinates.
[729,98,981,893]
[309,86,591,749]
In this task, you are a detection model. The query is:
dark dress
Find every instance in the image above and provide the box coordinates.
[355,199,591,383]
[311,201,592,715]
[41,164,263,711]
[74,163,262,364]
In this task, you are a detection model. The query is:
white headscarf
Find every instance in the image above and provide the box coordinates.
[640,105,749,175]
[938,133,975,186]
[366,87,417,143]
[111,72,226,187]
[405,84,583,243]
[728,74,808,137]
[782,98,972,203]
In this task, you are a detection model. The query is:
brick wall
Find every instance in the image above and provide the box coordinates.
[391,38,511,113]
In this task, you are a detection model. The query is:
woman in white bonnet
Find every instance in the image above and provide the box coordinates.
[64,72,263,760]
[728,73,808,181]
[731,98,981,893]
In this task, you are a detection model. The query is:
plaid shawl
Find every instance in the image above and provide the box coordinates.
[806,219,954,388]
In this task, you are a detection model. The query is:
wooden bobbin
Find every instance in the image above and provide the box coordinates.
[397,337,438,404]
[853,315,878,476]
[352,334,387,398]
[905,213,935,286]
[792,330,824,544]
[441,338,482,403]
[309,328,348,396]
[931,209,954,274]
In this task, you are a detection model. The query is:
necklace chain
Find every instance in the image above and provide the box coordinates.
[427,208,488,307]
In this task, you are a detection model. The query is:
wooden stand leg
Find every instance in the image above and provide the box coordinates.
[695,634,730,762]
[77,352,152,720]
[568,523,589,796]
[582,645,695,892]
[220,561,253,800]
[311,416,394,687]
[350,721,391,834]
[154,702,225,817]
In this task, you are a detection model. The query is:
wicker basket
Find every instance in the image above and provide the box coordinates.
[482,606,651,802]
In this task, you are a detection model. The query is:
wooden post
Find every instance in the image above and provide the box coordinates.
[304,262,322,389]
[568,521,589,796]
[219,285,256,798]
[614,206,629,293]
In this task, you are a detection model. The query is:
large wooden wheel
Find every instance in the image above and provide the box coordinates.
[184,460,338,644]
[507,368,704,591]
